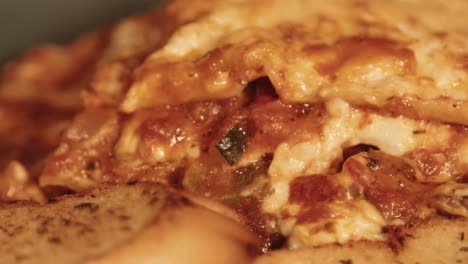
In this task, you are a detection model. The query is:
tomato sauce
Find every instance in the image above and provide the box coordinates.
[343,151,434,223]
[289,174,346,205]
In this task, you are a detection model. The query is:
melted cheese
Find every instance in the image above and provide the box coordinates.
[287,200,386,248]
[263,99,462,215]
[356,115,416,156]
[120,0,468,126]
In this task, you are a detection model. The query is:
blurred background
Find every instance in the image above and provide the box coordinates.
[0,0,163,65]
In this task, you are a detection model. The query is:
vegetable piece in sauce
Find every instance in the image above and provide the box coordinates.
[216,125,248,165]
[232,153,273,189]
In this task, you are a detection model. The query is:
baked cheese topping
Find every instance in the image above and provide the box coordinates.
[1,0,468,252]
[121,0,468,125]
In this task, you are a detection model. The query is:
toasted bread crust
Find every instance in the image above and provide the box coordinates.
[254,218,468,264]
[0,183,259,264]
[86,206,258,264]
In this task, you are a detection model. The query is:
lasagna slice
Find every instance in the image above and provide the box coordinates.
[1,0,467,260]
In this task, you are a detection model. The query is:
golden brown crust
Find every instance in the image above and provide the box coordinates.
[255,242,395,264]
[86,206,258,264]
[396,218,468,264]
[254,217,468,264]
[0,182,259,264]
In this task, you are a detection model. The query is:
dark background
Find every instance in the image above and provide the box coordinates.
[0,0,163,65]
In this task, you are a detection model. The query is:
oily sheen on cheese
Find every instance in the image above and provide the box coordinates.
[121,0,468,125]
[1,0,467,255]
